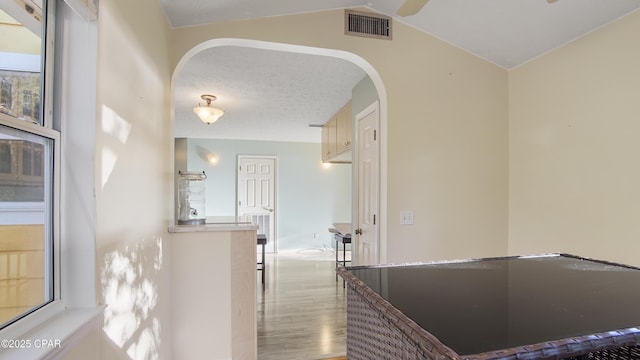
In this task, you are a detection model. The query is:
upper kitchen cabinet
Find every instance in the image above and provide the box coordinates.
[322,101,352,163]
[322,115,337,162]
[336,102,352,155]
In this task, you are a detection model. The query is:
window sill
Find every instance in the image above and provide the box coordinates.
[0,305,105,360]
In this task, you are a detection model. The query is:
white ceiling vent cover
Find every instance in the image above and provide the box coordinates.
[345,10,392,40]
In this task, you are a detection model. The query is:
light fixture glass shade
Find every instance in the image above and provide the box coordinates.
[193,105,224,124]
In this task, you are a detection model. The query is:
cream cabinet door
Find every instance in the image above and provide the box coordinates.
[322,116,337,161]
[336,102,352,154]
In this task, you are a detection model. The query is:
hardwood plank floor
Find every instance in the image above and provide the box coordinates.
[257,251,347,360]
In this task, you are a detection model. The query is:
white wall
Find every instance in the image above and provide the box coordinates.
[509,10,640,267]
[185,138,352,252]
[90,0,173,358]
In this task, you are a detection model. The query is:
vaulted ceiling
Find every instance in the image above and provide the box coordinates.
[164,0,640,142]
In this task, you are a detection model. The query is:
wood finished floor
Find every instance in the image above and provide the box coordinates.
[257,251,347,360]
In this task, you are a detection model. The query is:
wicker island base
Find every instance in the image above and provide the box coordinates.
[346,285,640,360]
[346,285,447,359]
[338,254,640,360]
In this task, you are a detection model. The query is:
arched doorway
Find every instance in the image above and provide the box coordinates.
[170,38,388,264]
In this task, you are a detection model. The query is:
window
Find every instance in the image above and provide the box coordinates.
[0,0,58,329]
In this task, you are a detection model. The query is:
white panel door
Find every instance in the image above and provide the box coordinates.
[355,105,379,265]
[237,156,276,253]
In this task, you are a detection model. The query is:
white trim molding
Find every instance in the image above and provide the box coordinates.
[63,0,97,21]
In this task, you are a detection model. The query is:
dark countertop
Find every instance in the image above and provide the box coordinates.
[344,254,640,357]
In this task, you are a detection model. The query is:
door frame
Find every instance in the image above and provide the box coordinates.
[236,154,278,253]
[353,101,382,265]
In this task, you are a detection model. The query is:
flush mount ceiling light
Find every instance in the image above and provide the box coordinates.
[193,94,224,125]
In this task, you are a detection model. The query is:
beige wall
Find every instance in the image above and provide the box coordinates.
[509,10,640,266]
[171,9,510,263]
[90,0,173,357]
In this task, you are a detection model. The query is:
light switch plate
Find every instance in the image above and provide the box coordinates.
[400,211,413,225]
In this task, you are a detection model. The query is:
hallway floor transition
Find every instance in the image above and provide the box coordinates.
[257,250,347,360]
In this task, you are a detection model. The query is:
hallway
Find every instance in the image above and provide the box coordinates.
[257,251,347,359]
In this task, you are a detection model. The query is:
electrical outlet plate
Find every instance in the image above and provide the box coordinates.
[400,211,413,225]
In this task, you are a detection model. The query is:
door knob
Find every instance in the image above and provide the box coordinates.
[355,228,362,235]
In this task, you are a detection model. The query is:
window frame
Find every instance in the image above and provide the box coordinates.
[0,0,62,331]
[0,0,102,356]
[0,116,62,330]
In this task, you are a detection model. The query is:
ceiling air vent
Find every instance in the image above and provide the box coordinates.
[345,10,392,40]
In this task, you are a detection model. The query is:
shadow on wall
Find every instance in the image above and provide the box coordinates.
[100,236,164,359]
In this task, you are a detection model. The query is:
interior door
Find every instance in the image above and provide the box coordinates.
[355,103,380,266]
[237,156,276,253]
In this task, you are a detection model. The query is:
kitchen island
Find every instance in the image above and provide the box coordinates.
[338,253,640,359]
[169,217,258,360]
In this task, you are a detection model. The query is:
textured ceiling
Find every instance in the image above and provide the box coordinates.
[166,0,640,142]
[173,46,366,142]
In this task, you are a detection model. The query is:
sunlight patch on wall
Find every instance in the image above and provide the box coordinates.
[101,147,117,189]
[100,105,133,189]
[102,104,132,144]
[127,318,161,359]
[101,236,163,360]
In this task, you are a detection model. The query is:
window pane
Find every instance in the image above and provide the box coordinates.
[0,124,53,328]
[0,1,43,125]
[0,0,51,329]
